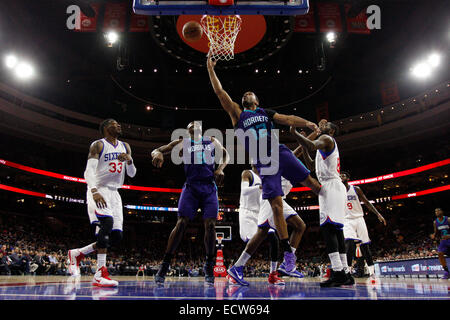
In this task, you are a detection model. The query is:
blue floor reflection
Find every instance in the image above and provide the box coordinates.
[0,277,447,300]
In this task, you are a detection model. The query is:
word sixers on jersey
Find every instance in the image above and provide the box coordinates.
[104,152,122,161]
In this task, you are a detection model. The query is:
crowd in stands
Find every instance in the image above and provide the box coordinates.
[0,201,445,278]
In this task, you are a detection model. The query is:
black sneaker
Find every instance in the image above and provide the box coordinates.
[204,261,215,285]
[155,262,170,285]
[320,270,347,288]
[343,272,355,285]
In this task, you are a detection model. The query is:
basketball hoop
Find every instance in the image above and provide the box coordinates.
[217,235,224,245]
[200,15,242,61]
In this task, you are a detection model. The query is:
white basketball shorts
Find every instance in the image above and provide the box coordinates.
[319,179,346,229]
[87,186,123,233]
[343,217,371,244]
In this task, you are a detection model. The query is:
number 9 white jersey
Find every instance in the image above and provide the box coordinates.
[93,138,127,189]
[345,185,364,219]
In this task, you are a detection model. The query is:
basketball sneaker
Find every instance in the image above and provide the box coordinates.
[227,265,249,286]
[283,251,296,273]
[226,274,238,285]
[442,271,449,280]
[320,270,347,288]
[155,262,170,285]
[277,262,305,278]
[68,249,84,276]
[343,272,355,285]
[268,271,285,285]
[204,261,215,285]
[367,273,377,284]
[92,266,118,287]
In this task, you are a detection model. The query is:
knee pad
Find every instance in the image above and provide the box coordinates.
[96,216,114,249]
[110,230,123,247]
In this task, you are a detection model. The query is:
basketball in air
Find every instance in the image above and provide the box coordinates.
[182,21,203,42]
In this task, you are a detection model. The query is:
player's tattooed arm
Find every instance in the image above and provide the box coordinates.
[120,142,136,178]
[85,140,107,209]
[151,139,183,168]
[355,186,386,226]
[207,57,241,127]
[274,113,320,134]
[290,126,333,153]
[211,137,230,187]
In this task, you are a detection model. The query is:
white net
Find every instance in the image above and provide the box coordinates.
[200,15,242,61]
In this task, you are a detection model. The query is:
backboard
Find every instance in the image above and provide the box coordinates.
[134,0,309,16]
[215,225,232,241]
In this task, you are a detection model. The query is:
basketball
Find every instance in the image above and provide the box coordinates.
[182,21,203,42]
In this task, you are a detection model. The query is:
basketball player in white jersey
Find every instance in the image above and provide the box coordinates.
[291,120,353,287]
[228,161,307,286]
[67,119,136,287]
[341,171,386,282]
[235,165,284,285]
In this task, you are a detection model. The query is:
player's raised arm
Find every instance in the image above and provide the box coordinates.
[211,137,230,187]
[151,139,183,168]
[84,140,107,209]
[207,57,241,127]
[290,126,333,153]
[354,186,386,226]
[272,112,320,135]
[118,142,137,178]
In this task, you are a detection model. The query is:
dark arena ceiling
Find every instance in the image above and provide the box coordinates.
[0,0,448,132]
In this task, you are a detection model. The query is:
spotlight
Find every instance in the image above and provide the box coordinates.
[153,68,158,73]
[255,69,259,73]
[326,32,336,47]
[105,31,119,47]
[427,53,441,67]
[411,62,432,79]
[4,54,18,69]
[14,62,34,80]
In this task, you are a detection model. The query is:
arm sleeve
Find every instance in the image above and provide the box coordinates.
[126,160,137,178]
[240,181,261,196]
[84,158,98,190]
[265,109,277,121]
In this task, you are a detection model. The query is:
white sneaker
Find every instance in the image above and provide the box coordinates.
[92,266,118,287]
[367,273,377,284]
[68,249,84,276]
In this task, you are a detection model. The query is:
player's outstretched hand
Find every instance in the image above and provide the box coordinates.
[207,56,217,70]
[214,169,225,187]
[306,121,320,135]
[151,151,164,168]
[92,192,107,209]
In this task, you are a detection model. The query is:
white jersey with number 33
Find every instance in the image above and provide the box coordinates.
[94,138,127,189]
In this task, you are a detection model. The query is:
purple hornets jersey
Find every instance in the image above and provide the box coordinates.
[436,216,449,237]
[182,137,216,183]
[235,108,279,167]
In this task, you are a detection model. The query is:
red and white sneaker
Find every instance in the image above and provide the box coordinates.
[92,266,118,287]
[226,274,238,285]
[68,249,84,276]
[268,271,285,285]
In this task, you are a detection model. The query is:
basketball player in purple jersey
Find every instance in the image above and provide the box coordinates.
[151,121,230,285]
[207,57,322,281]
[430,208,450,279]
